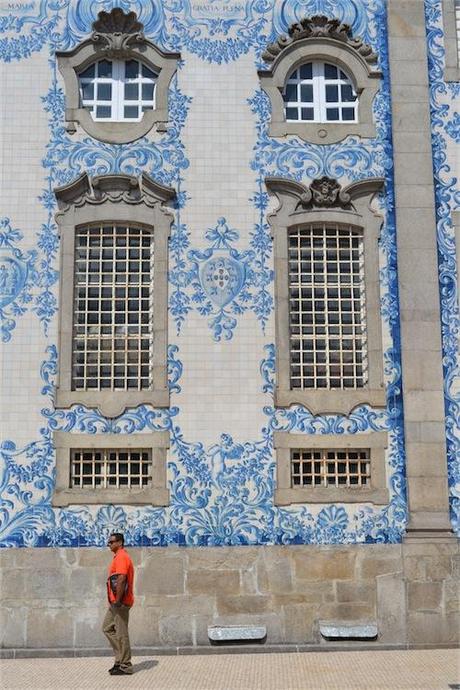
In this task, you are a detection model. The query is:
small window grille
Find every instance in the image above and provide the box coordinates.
[72,224,154,392]
[289,224,368,390]
[283,62,358,123]
[291,449,370,487]
[71,448,152,488]
[78,59,157,122]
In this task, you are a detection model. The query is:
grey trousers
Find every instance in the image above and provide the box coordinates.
[102,605,133,673]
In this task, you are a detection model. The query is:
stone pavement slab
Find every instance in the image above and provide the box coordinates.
[1,649,459,690]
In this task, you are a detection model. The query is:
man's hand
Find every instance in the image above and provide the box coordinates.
[113,573,127,607]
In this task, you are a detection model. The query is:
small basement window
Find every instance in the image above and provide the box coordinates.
[274,431,389,506]
[53,431,170,506]
[291,448,370,487]
[71,448,152,488]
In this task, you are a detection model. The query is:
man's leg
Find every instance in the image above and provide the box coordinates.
[114,605,133,674]
[102,607,121,666]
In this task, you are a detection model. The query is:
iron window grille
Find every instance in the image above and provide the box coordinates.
[283,62,358,123]
[72,223,154,392]
[291,448,370,487]
[70,448,152,488]
[288,223,368,391]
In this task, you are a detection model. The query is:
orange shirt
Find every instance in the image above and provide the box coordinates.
[107,548,134,607]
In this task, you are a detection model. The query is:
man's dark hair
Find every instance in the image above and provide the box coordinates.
[110,532,124,545]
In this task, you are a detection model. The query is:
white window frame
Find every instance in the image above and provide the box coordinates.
[284,62,358,124]
[79,59,157,123]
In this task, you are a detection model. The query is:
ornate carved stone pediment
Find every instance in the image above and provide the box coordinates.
[262,15,378,65]
[91,8,145,57]
[55,173,176,211]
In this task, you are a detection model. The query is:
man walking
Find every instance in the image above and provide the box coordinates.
[102,532,135,675]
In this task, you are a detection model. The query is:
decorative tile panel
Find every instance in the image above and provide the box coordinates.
[0,0,457,547]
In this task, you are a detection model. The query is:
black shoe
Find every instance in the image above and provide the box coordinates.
[110,668,132,676]
[108,664,120,674]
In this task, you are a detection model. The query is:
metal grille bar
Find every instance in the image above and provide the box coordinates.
[291,448,371,487]
[72,224,154,391]
[71,448,152,488]
[289,224,368,390]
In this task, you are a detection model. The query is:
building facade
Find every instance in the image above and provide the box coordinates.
[0,0,459,652]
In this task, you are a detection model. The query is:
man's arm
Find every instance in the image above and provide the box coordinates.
[112,574,127,607]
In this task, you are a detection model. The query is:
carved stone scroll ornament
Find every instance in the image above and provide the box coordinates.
[91,8,145,57]
[262,15,378,65]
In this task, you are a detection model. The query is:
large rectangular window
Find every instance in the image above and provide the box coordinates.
[288,224,368,390]
[72,224,154,392]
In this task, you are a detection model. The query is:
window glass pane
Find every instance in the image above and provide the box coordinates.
[325,84,338,102]
[324,63,338,78]
[80,64,95,79]
[299,63,312,79]
[96,105,111,119]
[300,84,313,102]
[341,84,356,101]
[124,105,139,119]
[301,107,314,120]
[286,107,298,120]
[342,107,355,121]
[326,107,340,121]
[97,83,112,100]
[125,60,139,79]
[142,83,155,101]
[125,83,138,100]
[98,60,112,78]
[142,105,154,112]
[81,82,94,100]
[284,83,297,101]
[142,64,156,79]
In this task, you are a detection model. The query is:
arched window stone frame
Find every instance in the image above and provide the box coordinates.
[56,8,180,144]
[54,172,175,418]
[259,16,382,144]
[266,175,386,415]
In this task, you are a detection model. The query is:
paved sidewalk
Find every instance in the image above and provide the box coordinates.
[1,649,459,690]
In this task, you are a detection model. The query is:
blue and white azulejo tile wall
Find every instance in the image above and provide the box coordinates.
[0,0,458,547]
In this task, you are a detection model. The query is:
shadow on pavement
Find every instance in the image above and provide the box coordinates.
[134,659,159,673]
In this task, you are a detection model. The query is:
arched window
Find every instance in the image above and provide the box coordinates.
[283,63,358,123]
[57,8,179,143]
[78,59,157,122]
[266,175,385,414]
[54,173,175,417]
[259,16,381,143]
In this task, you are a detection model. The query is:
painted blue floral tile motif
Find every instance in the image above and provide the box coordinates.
[425,0,460,536]
[0,218,38,342]
[188,218,255,340]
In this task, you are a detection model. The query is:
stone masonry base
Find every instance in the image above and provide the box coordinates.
[1,541,458,654]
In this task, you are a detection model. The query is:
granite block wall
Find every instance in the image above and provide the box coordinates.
[1,542,458,653]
